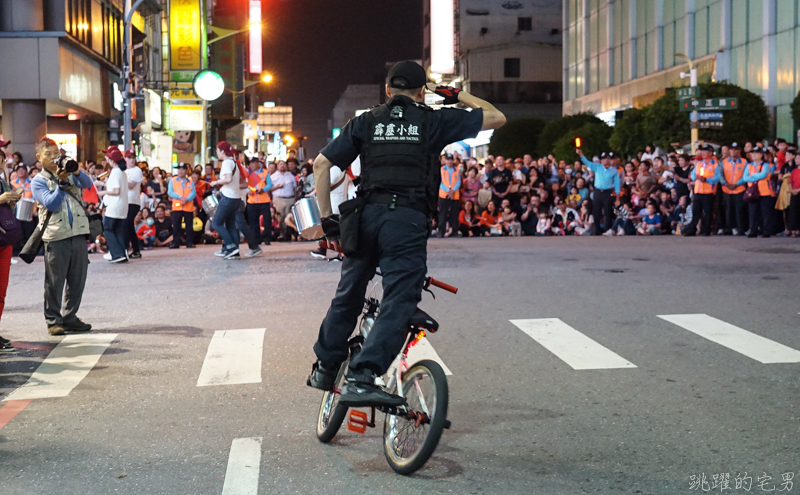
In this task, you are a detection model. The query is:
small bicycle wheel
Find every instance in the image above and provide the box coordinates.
[383,359,449,475]
[316,358,350,443]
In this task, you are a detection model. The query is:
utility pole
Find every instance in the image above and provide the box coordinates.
[122,0,148,152]
[676,53,698,154]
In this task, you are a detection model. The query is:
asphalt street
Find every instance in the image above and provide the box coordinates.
[0,236,798,495]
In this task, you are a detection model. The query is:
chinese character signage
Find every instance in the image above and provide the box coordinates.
[675,87,700,99]
[170,105,204,131]
[169,0,202,71]
[680,97,738,112]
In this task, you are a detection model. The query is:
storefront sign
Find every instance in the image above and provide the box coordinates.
[169,105,204,131]
[680,97,738,112]
[148,90,162,127]
[169,0,202,71]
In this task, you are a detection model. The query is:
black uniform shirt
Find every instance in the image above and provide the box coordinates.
[321,106,484,170]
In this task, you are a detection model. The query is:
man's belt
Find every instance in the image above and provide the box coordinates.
[366,190,430,214]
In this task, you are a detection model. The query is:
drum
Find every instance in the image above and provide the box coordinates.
[15,198,35,222]
[292,197,324,240]
[202,193,219,217]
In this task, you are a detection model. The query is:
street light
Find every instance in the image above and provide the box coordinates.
[676,52,698,154]
[262,73,274,83]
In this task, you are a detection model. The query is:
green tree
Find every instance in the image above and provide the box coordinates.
[642,82,770,149]
[487,117,546,158]
[791,90,800,130]
[609,107,649,159]
[552,122,613,163]
[537,113,603,156]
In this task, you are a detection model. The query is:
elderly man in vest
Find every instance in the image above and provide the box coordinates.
[30,137,93,336]
[683,144,723,236]
[437,153,461,237]
[168,163,196,249]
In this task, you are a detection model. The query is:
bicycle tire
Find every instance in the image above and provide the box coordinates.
[316,358,350,443]
[383,359,449,475]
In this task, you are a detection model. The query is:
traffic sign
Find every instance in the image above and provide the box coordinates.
[675,87,700,99]
[691,121,724,129]
[680,97,738,111]
[697,112,724,121]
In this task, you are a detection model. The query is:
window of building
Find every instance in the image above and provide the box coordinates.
[518,17,532,31]
[504,58,521,78]
[748,0,763,42]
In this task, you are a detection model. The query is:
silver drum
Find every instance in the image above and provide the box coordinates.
[292,197,324,240]
[15,198,35,222]
[202,193,219,217]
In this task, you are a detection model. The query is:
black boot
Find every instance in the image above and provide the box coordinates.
[306,360,340,390]
[339,369,406,407]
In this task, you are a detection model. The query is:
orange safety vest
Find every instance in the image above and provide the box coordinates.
[439,167,461,200]
[721,157,746,194]
[247,168,271,204]
[694,159,719,195]
[11,177,33,199]
[746,162,776,197]
[170,177,195,212]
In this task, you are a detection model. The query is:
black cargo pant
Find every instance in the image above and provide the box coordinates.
[313,203,428,375]
[124,204,141,255]
[246,202,272,245]
[593,189,614,234]
[723,192,746,233]
[437,197,459,236]
[687,193,715,235]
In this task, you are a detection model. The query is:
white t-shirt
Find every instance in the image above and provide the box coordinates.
[219,158,244,200]
[330,157,361,215]
[104,167,129,219]
[125,165,143,204]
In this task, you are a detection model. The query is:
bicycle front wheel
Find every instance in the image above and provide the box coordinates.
[383,360,449,475]
[316,359,349,443]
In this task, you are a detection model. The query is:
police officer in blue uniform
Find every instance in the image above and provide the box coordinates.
[307,61,506,406]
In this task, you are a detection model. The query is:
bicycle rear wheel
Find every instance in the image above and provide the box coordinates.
[383,360,449,475]
[316,359,349,443]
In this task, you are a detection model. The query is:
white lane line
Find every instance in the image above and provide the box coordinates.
[222,437,262,495]
[658,314,800,364]
[3,333,118,401]
[197,329,266,387]
[510,319,637,370]
[406,337,453,375]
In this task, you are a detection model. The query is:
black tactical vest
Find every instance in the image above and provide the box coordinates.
[360,96,437,203]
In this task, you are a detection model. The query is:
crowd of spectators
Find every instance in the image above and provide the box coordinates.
[433,139,800,239]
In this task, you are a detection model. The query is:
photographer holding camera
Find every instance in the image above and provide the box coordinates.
[30,137,94,336]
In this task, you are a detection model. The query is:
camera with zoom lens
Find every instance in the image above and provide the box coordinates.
[56,155,79,173]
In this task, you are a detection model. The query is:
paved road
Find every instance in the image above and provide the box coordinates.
[1,237,798,494]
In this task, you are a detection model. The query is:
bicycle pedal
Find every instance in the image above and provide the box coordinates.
[347,410,370,434]
[443,419,451,429]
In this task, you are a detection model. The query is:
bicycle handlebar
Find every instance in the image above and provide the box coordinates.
[320,241,458,294]
[426,277,458,294]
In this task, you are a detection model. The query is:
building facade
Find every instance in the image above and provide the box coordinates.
[328,84,382,137]
[423,0,564,122]
[562,0,800,140]
[0,0,163,163]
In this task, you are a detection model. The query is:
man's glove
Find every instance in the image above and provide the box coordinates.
[433,86,462,105]
[321,215,340,239]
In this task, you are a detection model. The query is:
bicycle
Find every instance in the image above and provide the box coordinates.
[314,246,458,475]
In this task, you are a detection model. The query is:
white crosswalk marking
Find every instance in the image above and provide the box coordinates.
[3,333,118,401]
[197,329,266,387]
[658,314,800,364]
[406,337,453,375]
[222,437,262,495]
[509,319,637,370]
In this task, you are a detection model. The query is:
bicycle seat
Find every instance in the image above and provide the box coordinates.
[410,308,439,333]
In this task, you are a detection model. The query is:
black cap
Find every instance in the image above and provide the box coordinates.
[752,145,766,153]
[443,153,454,159]
[600,152,614,159]
[387,61,428,90]
[177,162,189,169]
[730,142,740,149]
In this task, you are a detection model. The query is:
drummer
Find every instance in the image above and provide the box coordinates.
[11,164,37,255]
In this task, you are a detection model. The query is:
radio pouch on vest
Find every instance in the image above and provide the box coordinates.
[338,196,366,257]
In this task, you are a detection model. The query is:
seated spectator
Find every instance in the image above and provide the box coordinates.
[458,200,481,237]
[153,205,173,247]
[501,204,521,236]
[552,198,579,235]
[520,194,539,236]
[535,211,551,236]
[462,167,481,205]
[137,216,156,250]
[476,181,492,213]
[479,200,504,236]
[636,202,662,235]
[575,202,594,236]
[671,195,692,234]
[607,199,635,236]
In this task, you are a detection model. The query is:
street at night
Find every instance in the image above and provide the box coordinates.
[1,238,798,494]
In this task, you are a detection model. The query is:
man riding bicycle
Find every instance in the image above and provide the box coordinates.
[307,61,506,407]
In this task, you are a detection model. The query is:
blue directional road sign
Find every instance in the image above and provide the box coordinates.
[697,112,724,121]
